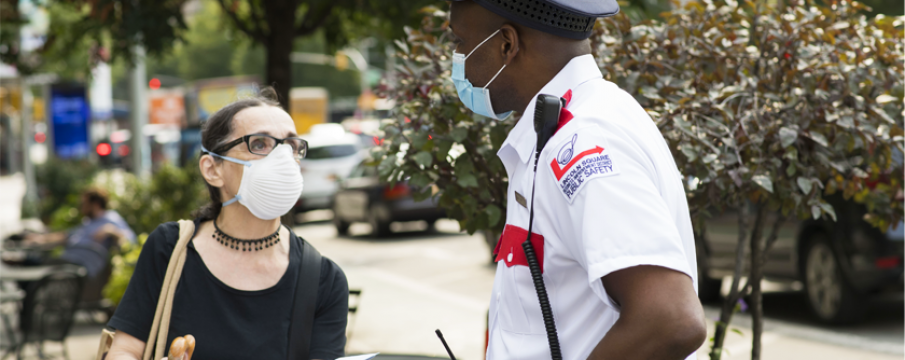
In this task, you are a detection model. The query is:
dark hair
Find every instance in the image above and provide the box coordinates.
[82,187,109,210]
[192,88,282,221]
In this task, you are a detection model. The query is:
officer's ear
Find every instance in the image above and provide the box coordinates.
[499,23,520,66]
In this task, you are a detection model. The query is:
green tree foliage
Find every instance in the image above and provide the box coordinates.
[148,1,260,82]
[34,159,100,229]
[215,0,434,109]
[0,0,188,76]
[146,1,361,97]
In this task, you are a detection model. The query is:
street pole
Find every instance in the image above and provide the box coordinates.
[20,85,38,214]
[385,44,396,91]
[128,44,150,177]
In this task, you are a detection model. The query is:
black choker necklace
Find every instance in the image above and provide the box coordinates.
[213,219,280,252]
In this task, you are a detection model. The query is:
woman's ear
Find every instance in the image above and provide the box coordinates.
[499,23,520,66]
[199,154,225,187]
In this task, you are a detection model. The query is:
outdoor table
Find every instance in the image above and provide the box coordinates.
[0,263,60,282]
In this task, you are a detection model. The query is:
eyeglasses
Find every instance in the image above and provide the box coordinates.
[213,134,308,160]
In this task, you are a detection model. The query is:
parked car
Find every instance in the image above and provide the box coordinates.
[333,161,446,237]
[697,195,904,324]
[297,124,365,211]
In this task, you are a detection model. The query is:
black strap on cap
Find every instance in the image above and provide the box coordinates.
[472,0,618,40]
[288,238,323,360]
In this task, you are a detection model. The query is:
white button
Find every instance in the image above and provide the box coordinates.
[507,253,513,262]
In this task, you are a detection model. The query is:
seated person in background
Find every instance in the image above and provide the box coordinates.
[25,187,136,278]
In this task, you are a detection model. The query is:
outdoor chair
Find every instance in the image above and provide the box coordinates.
[78,239,120,320]
[14,266,85,360]
[0,286,25,360]
[346,289,362,353]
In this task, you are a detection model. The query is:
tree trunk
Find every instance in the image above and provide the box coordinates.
[709,204,750,360]
[263,0,296,111]
[749,205,768,360]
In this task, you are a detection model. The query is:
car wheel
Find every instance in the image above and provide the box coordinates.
[697,266,722,303]
[803,234,865,324]
[425,219,438,233]
[695,238,722,303]
[333,216,351,236]
[368,204,391,237]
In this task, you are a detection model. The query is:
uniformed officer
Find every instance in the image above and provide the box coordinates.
[447,1,707,359]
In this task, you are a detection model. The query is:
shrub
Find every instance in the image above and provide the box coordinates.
[100,162,209,236]
[34,158,99,229]
[591,0,902,358]
[380,1,902,358]
[374,7,514,236]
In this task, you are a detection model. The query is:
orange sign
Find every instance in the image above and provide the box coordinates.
[149,91,185,126]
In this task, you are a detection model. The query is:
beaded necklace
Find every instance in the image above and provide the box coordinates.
[213,219,280,252]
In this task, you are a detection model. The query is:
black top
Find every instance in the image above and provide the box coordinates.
[108,220,348,360]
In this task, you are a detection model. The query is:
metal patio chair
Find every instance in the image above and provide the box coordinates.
[15,266,85,360]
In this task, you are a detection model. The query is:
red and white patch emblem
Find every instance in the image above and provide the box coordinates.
[548,131,619,203]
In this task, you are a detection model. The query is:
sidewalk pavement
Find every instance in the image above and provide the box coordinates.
[47,307,901,360]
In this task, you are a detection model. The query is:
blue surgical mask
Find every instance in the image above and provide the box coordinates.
[451,29,513,120]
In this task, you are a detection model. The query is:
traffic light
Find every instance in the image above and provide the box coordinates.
[96,142,112,156]
[97,142,114,167]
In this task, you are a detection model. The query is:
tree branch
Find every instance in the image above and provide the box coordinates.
[297,2,336,36]
[247,0,267,36]
[216,0,266,42]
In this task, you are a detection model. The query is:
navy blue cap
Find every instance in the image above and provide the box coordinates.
[451,0,620,40]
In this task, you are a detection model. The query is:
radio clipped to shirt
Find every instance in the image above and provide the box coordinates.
[521,94,567,360]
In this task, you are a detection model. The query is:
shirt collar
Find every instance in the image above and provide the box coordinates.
[497,54,603,166]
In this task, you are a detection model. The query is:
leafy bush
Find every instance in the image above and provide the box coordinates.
[380,1,902,358]
[99,161,208,304]
[103,233,147,306]
[374,7,514,236]
[593,0,903,228]
[34,159,99,229]
[590,0,902,358]
[101,162,209,236]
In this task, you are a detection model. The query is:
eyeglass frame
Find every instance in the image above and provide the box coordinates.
[210,133,309,160]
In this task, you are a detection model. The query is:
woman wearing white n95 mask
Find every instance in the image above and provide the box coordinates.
[104,89,349,360]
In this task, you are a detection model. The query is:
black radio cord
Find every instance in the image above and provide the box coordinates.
[523,158,563,360]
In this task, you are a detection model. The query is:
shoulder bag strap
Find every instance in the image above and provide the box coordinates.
[143,220,195,360]
[287,226,323,360]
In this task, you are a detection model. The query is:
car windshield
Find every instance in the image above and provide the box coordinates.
[304,145,358,160]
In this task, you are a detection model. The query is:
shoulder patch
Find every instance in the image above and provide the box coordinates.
[547,131,619,203]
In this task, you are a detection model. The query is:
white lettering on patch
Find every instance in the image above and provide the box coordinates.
[548,134,620,203]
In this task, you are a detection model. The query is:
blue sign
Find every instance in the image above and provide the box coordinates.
[50,85,91,159]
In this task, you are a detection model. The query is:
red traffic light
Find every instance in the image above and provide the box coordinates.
[96,143,112,156]
[149,78,161,90]
[34,132,46,143]
[118,144,130,157]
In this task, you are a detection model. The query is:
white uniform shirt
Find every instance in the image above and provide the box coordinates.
[486,55,698,360]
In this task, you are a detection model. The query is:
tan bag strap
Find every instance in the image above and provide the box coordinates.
[142,220,195,360]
